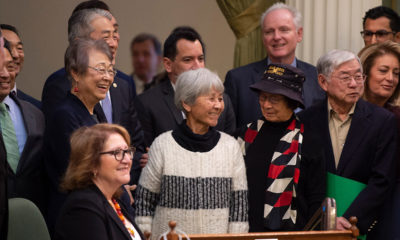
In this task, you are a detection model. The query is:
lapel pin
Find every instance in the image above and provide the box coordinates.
[113,83,117,88]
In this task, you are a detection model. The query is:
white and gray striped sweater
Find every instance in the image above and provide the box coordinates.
[135,131,249,240]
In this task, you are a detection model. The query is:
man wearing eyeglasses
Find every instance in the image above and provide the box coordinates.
[299,49,397,239]
[361,6,400,46]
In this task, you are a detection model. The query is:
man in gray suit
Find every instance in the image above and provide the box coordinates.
[224,2,325,127]
[0,39,46,213]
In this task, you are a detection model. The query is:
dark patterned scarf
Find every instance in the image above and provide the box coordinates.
[238,117,303,230]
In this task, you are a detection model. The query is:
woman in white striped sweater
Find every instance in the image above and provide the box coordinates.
[135,68,248,239]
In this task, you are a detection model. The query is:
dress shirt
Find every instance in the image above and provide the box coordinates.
[11,84,17,94]
[267,57,297,67]
[133,74,146,95]
[328,101,355,168]
[3,95,27,154]
[100,91,113,123]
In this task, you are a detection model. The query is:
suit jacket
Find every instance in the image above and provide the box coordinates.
[6,94,46,213]
[116,69,137,98]
[224,57,326,127]
[16,89,42,110]
[44,92,107,232]
[42,68,145,184]
[135,75,236,147]
[54,185,144,240]
[299,99,397,234]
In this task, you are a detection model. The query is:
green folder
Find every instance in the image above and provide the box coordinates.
[326,172,367,240]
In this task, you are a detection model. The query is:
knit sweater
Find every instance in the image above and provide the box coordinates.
[135,131,249,240]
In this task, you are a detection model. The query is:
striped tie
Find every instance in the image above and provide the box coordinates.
[0,103,19,173]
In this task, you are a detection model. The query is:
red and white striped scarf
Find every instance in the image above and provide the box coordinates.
[238,118,303,230]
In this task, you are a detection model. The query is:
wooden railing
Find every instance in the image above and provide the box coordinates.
[151,217,359,240]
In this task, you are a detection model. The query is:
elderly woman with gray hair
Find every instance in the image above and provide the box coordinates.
[135,68,249,239]
[44,38,115,232]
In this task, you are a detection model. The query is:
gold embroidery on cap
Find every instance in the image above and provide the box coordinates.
[267,66,285,76]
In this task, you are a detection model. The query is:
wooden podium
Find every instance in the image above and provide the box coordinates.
[152,218,359,240]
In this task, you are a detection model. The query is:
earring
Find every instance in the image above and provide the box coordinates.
[93,171,98,178]
[74,86,79,92]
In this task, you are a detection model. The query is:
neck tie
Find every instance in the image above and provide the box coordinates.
[101,93,113,123]
[0,103,20,173]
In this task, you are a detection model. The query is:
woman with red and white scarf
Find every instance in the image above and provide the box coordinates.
[236,63,325,232]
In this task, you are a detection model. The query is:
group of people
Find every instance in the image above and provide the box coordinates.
[1,1,400,240]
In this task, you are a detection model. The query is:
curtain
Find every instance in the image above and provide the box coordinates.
[217,0,281,68]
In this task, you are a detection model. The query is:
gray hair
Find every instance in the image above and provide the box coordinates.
[68,9,112,43]
[174,68,224,113]
[261,2,302,30]
[317,49,362,78]
[65,38,112,83]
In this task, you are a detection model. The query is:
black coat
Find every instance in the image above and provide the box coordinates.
[299,99,398,235]
[237,117,325,231]
[55,185,144,240]
[44,92,107,231]
[135,76,237,147]
[17,89,42,110]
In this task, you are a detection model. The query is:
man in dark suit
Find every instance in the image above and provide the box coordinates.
[135,27,236,147]
[0,27,9,240]
[224,3,325,127]
[130,33,162,95]
[299,49,397,238]
[0,24,41,109]
[0,43,46,212]
[41,8,146,183]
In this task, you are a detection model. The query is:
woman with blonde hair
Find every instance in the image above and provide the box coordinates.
[359,41,400,110]
[358,41,400,239]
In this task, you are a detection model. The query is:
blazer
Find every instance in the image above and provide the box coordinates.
[16,89,42,110]
[134,75,237,147]
[54,185,144,240]
[299,99,398,234]
[224,57,326,127]
[44,92,107,231]
[6,94,46,213]
[41,68,145,184]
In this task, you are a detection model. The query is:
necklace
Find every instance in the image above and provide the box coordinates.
[111,199,135,237]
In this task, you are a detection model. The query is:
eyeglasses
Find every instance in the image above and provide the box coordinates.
[360,30,395,40]
[331,74,366,85]
[100,147,135,161]
[88,66,117,77]
[259,94,284,104]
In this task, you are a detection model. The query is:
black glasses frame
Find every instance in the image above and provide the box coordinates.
[99,147,135,161]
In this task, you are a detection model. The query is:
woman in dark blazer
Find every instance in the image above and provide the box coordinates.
[358,41,400,239]
[44,38,114,231]
[55,124,144,240]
